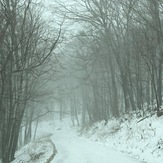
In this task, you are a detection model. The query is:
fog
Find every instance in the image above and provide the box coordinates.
[0,0,163,163]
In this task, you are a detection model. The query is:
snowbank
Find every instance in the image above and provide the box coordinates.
[80,115,163,163]
[11,136,56,163]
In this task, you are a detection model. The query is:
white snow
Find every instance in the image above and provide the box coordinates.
[10,114,163,163]
[50,121,140,163]
[11,137,56,163]
[80,115,163,163]
[33,115,140,163]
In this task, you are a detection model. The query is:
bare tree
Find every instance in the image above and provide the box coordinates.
[0,0,61,162]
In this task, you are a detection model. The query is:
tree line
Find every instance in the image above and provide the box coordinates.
[55,0,163,126]
[0,0,60,162]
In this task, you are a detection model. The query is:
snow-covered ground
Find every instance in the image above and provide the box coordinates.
[11,136,56,163]
[36,116,141,163]
[80,115,163,163]
[50,120,140,163]
[10,114,163,163]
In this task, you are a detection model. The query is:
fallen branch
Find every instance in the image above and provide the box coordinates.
[137,116,149,123]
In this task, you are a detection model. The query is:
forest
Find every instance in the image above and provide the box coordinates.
[0,0,163,163]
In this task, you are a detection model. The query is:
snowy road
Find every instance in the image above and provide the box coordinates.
[50,127,140,163]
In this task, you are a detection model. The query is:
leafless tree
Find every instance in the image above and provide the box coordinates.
[0,0,61,162]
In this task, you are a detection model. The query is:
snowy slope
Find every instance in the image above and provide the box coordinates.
[11,137,56,163]
[81,115,163,163]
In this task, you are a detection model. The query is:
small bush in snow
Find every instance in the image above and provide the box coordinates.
[157,139,163,150]
[29,152,45,161]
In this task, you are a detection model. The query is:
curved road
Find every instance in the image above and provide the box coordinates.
[51,127,141,163]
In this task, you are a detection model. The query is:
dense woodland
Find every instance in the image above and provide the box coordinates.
[0,0,163,163]
[0,0,61,162]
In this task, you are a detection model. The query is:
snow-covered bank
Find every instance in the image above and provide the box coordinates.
[80,115,163,163]
[11,136,56,163]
